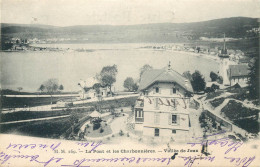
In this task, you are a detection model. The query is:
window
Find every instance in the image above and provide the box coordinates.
[135,109,143,118]
[172,115,177,124]
[139,110,143,118]
[154,113,160,124]
[154,98,159,109]
[173,88,177,94]
[172,130,176,134]
[155,87,159,93]
[155,128,160,136]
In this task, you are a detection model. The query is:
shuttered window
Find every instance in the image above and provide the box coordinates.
[154,113,160,125]
[154,98,159,109]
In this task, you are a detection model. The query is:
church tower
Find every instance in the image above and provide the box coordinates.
[219,33,230,85]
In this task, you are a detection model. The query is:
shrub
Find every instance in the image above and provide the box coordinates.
[100,128,104,133]
[112,134,115,137]
[127,133,130,137]
[119,130,124,136]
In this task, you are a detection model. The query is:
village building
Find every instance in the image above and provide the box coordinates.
[78,77,109,99]
[134,63,193,138]
[227,64,250,86]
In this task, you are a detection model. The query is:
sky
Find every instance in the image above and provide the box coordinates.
[1,0,260,26]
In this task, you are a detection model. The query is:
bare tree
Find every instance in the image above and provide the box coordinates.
[42,78,59,104]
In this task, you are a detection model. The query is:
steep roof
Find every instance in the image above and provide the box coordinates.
[228,64,249,77]
[89,110,101,117]
[139,67,193,92]
[79,77,99,88]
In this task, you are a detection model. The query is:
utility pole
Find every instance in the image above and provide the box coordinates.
[230,68,232,87]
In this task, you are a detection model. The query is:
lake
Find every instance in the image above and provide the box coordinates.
[1,43,219,92]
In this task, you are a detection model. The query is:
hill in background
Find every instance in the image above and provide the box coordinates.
[1,17,258,43]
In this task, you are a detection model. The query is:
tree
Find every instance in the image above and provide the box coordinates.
[139,64,153,79]
[59,85,64,92]
[182,71,193,82]
[191,70,206,92]
[248,57,259,100]
[42,78,59,104]
[132,83,139,92]
[123,77,135,91]
[210,71,218,82]
[93,83,102,94]
[38,84,45,92]
[217,76,223,84]
[17,87,23,92]
[98,65,118,95]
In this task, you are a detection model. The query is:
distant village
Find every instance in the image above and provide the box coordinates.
[3,36,250,65]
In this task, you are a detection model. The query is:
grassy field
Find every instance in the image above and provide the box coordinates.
[0,110,89,138]
[0,96,136,139]
[0,117,73,138]
[209,97,225,108]
[1,96,77,108]
[0,110,71,122]
[205,91,224,100]
[221,100,259,133]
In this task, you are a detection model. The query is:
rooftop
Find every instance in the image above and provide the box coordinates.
[228,64,249,77]
[139,64,193,92]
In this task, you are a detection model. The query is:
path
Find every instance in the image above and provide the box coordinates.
[193,96,249,137]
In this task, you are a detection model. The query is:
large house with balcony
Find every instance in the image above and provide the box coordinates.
[134,63,193,138]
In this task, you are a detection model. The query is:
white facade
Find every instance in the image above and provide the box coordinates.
[219,58,230,85]
[135,82,191,138]
[79,87,108,100]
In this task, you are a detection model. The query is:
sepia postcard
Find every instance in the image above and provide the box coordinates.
[0,0,259,166]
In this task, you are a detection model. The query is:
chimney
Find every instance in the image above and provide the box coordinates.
[168,61,171,71]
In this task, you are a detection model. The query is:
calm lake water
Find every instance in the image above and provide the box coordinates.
[1,43,219,92]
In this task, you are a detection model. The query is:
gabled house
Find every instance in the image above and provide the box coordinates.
[134,63,193,137]
[227,64,249,86]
